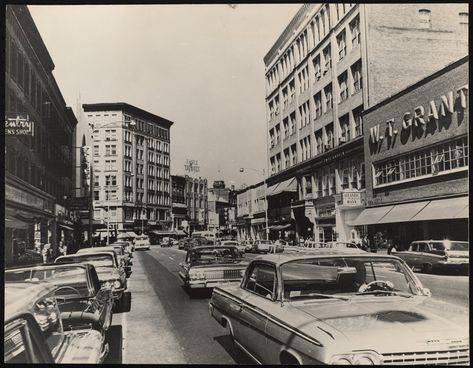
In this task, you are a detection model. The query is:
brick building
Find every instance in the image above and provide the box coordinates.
[350,57,468,247]
[82,103,173,235]
[5,5,77,264]
[264,3,468,243]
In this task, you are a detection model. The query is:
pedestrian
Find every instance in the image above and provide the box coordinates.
[59,241,67,256]
[361,235,369,251]
[41,243,51,264]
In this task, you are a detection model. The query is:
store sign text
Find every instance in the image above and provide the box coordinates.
[5,114,35,136]
[369,84,468,146]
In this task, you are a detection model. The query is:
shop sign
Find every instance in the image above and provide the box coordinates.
[369,84,468,149]
[69,197,90,211]
[342,191,362,206]
[5,114,35,136]
[5,184,53,213]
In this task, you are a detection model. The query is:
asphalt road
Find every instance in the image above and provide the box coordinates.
[105,245,469,364]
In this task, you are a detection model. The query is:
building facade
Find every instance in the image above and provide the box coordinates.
[236,182,267,241]
[82,103,173,235]
[264,3,468,243]
[5,5,77,264]
[351,57,468,247]
[184,176,208,232]
[208,181,237,234]
[171,175,187,230]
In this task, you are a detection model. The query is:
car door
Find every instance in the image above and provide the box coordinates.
[416,243,429,266]
[402,243,418,267]
[235,262,278,363]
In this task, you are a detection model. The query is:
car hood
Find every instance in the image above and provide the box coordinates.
[94,267,121,281]
[290,297,469,353]
[189,262,248,269]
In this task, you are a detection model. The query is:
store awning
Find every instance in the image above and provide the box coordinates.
[454,204,469,219]
[5,216,29,229]
[410,197,469,222]
[348,205,394,226]
[376,201,430,224]
[269,224,292,231]
[57,223,74,231]
[268,178,297,197]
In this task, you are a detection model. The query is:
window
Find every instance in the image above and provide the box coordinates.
[105,175,117,186]
[291,144,297,166]
[337,30,346,60]
[314,92,322,119]
[353,106,363,137]
[105,159,116,171]
[105,129,117,141]
[105,144,117,155]
[299,102,310,128]
[282,86,289,108]
[313,55,321,80]
[373,137,468,187]
[418,9,431,29]
[323,46,331,73]
[459,12,468,33]
[283,118,289,138]
[289,80,295,102]
[244,263,277,299]
[338,72,349,102]
[270,129,275,147]
[325,123,334,149]
[284,148,290,168]
[289,112,296,135]
[94,191,99,200]
[315,129,324,155]
[350,16,361,46]
[93,145,99,156]
[339,114,350,143]
[305,175,312,196]
[324,84,333,111]
[351,60,363,93]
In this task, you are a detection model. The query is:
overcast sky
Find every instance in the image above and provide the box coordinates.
[29,4,301,188]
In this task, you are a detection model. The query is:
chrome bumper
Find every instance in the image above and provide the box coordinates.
[188,279,241,289]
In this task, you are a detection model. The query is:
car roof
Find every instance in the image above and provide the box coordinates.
[77,247,117,253]
[56,251,116,261]
[189,245,238,251]
[5,281,57,322]
[6,263,90,272]
[411,240,468,243]
[251,249,401,266]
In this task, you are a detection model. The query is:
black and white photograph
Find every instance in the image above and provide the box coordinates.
[3,2,469,365]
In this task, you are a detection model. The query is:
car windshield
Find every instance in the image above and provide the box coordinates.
[56,254,114,268]
[188,247,241,265]
[281,257,421,301]
[444,241,469,251]
[5,266,91,297]
[259,240,272,245]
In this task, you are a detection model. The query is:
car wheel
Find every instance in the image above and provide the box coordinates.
[422,263,433,273]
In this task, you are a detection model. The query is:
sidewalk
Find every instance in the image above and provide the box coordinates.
[119,252,187,364]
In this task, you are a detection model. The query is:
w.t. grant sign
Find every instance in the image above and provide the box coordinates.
[5,114,35,136]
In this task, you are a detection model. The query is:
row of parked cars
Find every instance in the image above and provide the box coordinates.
[176,240,469,364]
[4,235,150,364]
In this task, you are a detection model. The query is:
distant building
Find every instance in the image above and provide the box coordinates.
[235,181,267,240]
[82,102,173,234]
[264,3,468,243]
[208,181,237,234]
[185,176,208,232]
[171,175,187,230]
[351,56,468,246]
[5,5,77,264]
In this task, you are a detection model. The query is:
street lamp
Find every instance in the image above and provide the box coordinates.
[239,167,271,251]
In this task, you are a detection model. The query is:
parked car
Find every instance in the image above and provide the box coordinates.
[178,238,189,250]
[134,235,151,250]
[4,281,108,363]
[241,240,254,253]
[55,251,127,309]
[191,231,217,242]
[252,239,272,254]
[178,246,248,290]
[209,250,469,365]
[220,240,246,255]
[5,263,114,332]
[77,246,132,278]
[6,248,43,267]
[396,240,469,273]
[112,240,133,257]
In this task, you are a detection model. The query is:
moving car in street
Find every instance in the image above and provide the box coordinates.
[209,250,469,365]
[252,239,272,254]
[192,231,217,242]
[241,239,254,253]
[396,240,469,273]
[179,246,248,290]
[55,251,127,309]
[220,240,246,255]
[5,263,114,332]
[4,281,108,364]
[134,235,151,250]
[269,239,286,253]
[77,246,132,278]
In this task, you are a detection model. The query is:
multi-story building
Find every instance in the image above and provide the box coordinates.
[235,182,268,240]
[351,56,468,246]
[264,3,468,243]
[208,181,237,234]
[82,103,173,234]
[171,175,187,230]
[184,175,208,232]
[5,5,77,264]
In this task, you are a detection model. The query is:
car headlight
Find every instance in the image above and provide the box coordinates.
[114,280,122,289]
[330,352,382,365]
[103,281,112,289]
[189,270,205,280]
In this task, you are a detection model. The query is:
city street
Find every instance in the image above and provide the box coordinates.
[106,246,469,364]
